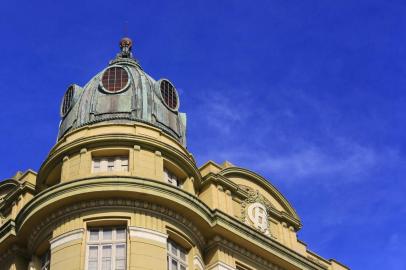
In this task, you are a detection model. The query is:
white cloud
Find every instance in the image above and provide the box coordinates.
[204,138,400,187]
[194,89,252,134]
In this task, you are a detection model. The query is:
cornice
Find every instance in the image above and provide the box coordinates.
[0,182,36,211]
[212,211,324,270]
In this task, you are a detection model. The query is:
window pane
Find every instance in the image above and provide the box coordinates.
[171,259,178,270]
[89,246,99,259]
[88,261,98,270]
[88,246,99,270]
[93,159,100,172]
[107,159,114,171]
[121,157,128,171]
[115,259,125,270]
[102,245,112,256]
[115,244,125,257]
[102,246,112,270]
[115,244,126,270]
[102,260,112,270]
[116,228,126,240]
[171,244,178,255]
[180,265,186,270]
[179,249,186,261]
[103,228,112,240]
[90,230,99,241]
[121,158,128,166]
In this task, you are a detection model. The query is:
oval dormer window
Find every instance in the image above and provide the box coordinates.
[100,66,129,93]
[60,85,75,117]
[159,79,179,111]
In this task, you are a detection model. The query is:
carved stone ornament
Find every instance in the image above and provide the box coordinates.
[240,186,272,236]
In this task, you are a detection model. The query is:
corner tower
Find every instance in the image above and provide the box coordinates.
[37,38,195,190]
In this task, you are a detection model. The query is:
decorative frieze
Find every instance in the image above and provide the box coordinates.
[27,199,205,251]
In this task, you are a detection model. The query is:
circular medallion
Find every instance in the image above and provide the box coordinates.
[247,202,269,233]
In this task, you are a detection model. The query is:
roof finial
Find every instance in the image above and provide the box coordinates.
[119,37,133,58]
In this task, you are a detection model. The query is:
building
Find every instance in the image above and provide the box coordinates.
[0,38,348,270]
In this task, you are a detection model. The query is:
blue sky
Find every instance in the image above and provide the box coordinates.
[0,0,405,269]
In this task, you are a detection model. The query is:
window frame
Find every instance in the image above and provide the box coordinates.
[99,66,130,94]
[85,227,127,270]
[167,240,188,270]
[92,156,129,173]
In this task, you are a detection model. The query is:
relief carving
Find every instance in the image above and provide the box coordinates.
[239,185,273,236]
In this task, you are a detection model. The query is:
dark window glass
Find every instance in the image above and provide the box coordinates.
[61,85,74,116]
[160,80,178,110]
[101,67,129,92]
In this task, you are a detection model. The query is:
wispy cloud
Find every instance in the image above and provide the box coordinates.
[190,86,402,188]
[252,140,400,183]
[203,141,400,187]
[192,88,254,134]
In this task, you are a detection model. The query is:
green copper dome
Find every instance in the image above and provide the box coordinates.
[58,38,187,146]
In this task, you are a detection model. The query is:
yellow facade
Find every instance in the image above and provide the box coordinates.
[0,38,348,270]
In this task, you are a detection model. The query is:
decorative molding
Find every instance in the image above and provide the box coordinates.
[50,228,84,250]
[207,236,284,270]
[220,167,301,222]
[193,255,205,270]
[240,188,273,237]
[129,226,167,244]
[27,198,205,250]
[38,126,202,188]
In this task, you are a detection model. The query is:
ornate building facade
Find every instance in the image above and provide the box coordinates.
[0,38,348,270]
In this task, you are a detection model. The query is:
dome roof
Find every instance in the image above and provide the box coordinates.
[58,38,187,146]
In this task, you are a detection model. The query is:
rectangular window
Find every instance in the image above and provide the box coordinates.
[167,240,187,270]
[92,156,129,173]
[86,227,127,270]
[164,169,180,187]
